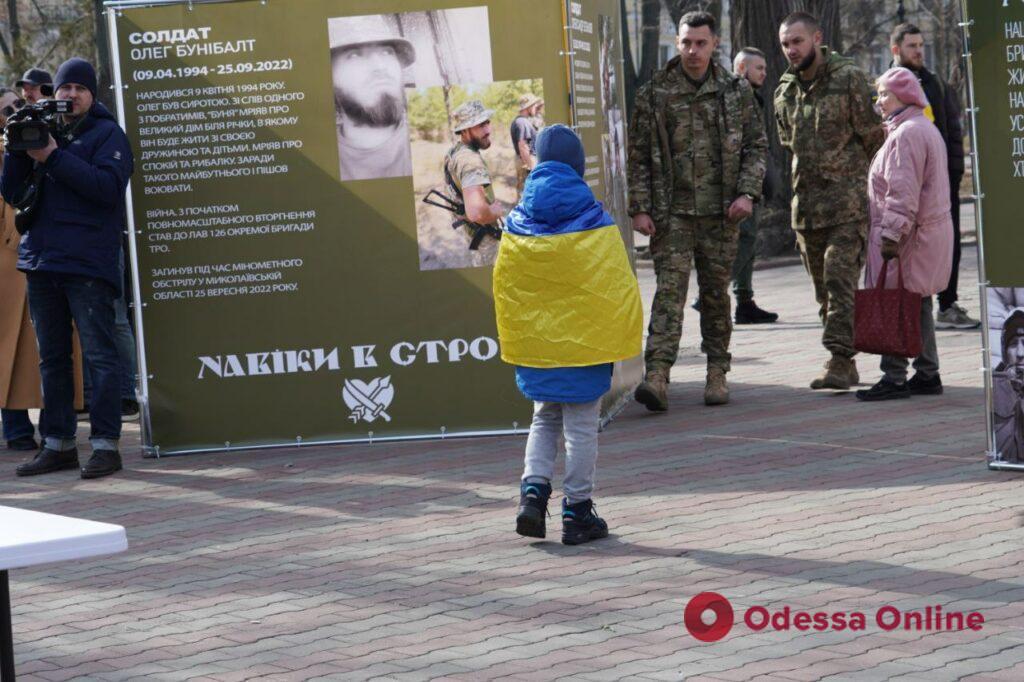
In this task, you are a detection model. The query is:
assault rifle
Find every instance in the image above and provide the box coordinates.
[422,189,503,251]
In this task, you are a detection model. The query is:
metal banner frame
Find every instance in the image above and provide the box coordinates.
[959,0,1023,471]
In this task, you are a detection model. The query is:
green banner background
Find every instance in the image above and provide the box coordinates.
[113,0,581,453]
[966,0,1024,285]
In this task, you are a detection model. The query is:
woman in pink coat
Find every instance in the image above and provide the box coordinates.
[856,67,954,402]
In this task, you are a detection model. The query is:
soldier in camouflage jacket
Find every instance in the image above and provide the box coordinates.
[775,13,884,391]
[628,11,767,411]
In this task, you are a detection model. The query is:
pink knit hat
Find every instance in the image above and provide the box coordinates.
[877,67,929,109]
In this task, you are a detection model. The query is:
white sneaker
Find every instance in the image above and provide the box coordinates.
[936,303,981,330]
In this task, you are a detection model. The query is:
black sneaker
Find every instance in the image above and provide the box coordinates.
[516,480,551,538]
[907,373,943,395]
[735,300,779,324]
[122,399,140,421]
[81,449,123,479]
[6,436,38,451]
[16,447,79,477]
[561,498,609,546]
[855,378,911,402]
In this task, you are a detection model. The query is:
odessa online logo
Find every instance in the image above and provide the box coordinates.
[684,593,985,642]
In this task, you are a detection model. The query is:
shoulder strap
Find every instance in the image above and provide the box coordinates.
[443,145,461,200]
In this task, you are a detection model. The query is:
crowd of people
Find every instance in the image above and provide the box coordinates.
[499,11,982,545]
[1,59,137,480]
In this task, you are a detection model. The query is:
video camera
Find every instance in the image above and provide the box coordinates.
[3,99,72,151]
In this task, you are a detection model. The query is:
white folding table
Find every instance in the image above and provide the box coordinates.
[0,505,127,681]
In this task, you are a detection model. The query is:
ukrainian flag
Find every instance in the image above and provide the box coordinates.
[493,162,643,370]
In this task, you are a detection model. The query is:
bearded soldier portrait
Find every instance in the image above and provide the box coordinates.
[444,100,504,247]
[775,12,884,391]
[328,14,415,181]
[627,11,767,412]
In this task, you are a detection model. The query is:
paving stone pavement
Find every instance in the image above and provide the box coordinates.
[2,245,1019,682]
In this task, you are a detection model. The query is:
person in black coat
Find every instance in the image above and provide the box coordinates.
[0,58,134,479]
[891,23,979,330]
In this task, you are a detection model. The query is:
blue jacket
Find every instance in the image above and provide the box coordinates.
[1,102,134,292]
[504,161,615,403]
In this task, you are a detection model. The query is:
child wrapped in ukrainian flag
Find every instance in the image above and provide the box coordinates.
[493,124,643,545]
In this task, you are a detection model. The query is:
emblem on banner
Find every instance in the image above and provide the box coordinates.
[343,376,395,423]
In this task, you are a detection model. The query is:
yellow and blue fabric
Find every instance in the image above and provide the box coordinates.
[493,161,643,403]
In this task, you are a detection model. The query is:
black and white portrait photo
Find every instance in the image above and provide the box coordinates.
[327,8,493,182]
[989,287,1024,463]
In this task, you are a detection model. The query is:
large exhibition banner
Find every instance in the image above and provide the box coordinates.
[963,0,1024,467]
[108,0,584,454]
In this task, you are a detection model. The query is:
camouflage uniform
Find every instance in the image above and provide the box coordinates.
[445,142,494,205]
[627,58,767,378]
[445,100,496,243]
[775,48,883,360]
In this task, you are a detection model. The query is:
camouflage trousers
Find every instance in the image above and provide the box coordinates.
[645,214,739,377]
[794,221,866,359]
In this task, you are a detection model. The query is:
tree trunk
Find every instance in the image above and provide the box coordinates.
[93,0,115,108]
[729,0,840,256]
[638,0,663,85]
[621,0,639,120]
[4,0,26,77]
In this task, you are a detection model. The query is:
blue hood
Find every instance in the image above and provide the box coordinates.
[505,161,613,236]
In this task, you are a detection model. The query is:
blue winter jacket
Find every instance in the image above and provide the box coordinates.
[0,102,134,293]
[504,161,615,403]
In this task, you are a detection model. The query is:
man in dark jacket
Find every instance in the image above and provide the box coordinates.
[891,23,977,330]
[0,58,133,479]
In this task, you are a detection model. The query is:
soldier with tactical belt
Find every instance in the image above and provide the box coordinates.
[444,100,504,246]
[628,11,767,411]
[775,12,884,391]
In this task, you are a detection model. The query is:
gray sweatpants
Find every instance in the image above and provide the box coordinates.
[522,399,601,504]
[881,296,940,382]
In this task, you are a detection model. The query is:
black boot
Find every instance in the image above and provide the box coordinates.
[735,300,779,324]
[6,436,38,451]
[855,378,911,402]
[907,373,943,395]
[561,498,609,546]
[81,449,123,479]
[516,480,551,538]
[16,447,79,477]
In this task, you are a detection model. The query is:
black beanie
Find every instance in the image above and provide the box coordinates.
[54,58,97,98]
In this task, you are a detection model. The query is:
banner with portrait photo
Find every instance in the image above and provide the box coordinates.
[962,0,1024,468]
[107,0,591,454]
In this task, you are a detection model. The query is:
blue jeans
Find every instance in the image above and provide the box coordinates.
[27,272,121,446]
[1,408,35,442]
[83,292,137,402]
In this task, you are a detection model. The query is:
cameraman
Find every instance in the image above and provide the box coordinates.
[0,58,133,479]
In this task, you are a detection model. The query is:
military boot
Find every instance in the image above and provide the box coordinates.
[704,367,729,406]
[811,354,856,391]
[634,372,668,412]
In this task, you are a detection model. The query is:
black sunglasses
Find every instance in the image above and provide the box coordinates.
[1,99,26,117]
